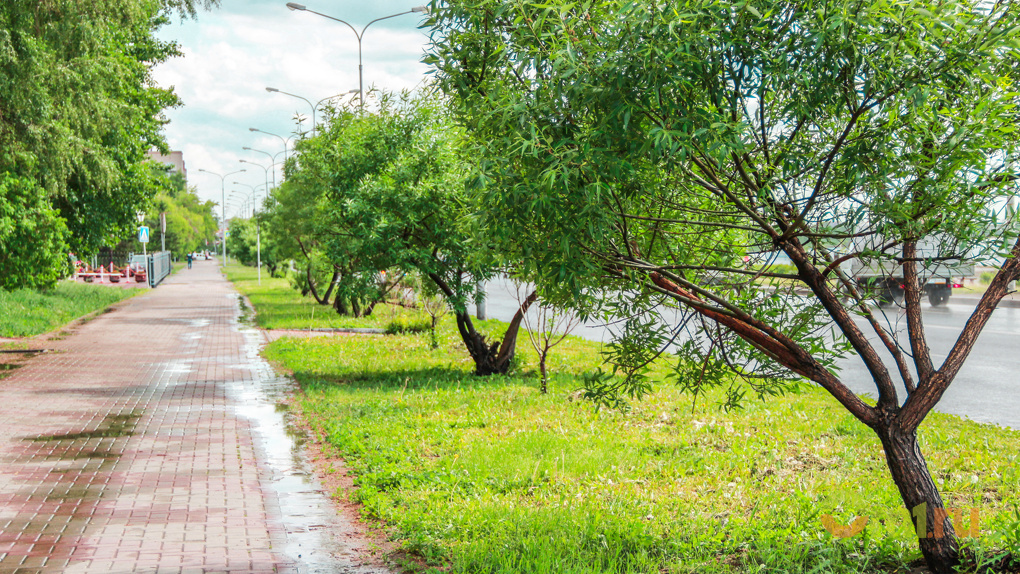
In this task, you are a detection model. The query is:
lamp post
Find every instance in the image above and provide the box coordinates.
[265,88,356,133]
[241,147,284,187]
[285,3,428,111]
[248,127,292,164]
[198,168,246,267]
[238,160,273,284]
[231,185,266,285]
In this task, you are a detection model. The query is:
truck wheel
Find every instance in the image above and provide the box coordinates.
[928,289,948,307]
[877,288,895,307]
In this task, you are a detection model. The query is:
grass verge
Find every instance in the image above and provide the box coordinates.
[0,280,141,338]
[220,261,1020,572]
[221,263,430,330]
[265,326,1020,573]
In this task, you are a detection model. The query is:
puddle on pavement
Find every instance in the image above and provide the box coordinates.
[31,411,140,441]
[0,363,22,380]
[237,295,257,327]
[0,411,140,570]
[229,296,390,573]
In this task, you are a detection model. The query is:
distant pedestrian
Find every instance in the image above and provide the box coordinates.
[187,253,193,269]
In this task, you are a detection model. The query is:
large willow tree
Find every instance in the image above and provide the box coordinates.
[428,1,1020,571]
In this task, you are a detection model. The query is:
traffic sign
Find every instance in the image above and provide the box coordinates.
[139,226,150,243]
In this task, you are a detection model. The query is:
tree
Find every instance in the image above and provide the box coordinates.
[0,174,70,290]
[0,1,218,288]
[265,177,343,306]
[429,1,1020,571]
[512,283,580,394]
[290,92,536,374]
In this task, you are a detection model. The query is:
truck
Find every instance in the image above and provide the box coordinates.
[847,236,974,307]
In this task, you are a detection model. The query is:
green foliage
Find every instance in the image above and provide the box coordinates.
[0,281,139,338]
[120,166,218,256]
[226,217,259,267]
[292,92,488,310]
[0,1,213,282]
[385,315,431,335]
[267,329,1020,573]
[222,263,429,330]
[429,3,1020,568]
[428,0,1020,390]
[0,173,70,289]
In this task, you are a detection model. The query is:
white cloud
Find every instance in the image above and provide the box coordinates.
[153,0,432,206]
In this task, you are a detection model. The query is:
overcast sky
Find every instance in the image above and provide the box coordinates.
[153,0,432,215]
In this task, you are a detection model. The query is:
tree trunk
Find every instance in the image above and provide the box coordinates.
[320,270,340,306]
[539,353,548,394]
[334,293,348,316]
[426,272,537,375]
[878,424,959,574]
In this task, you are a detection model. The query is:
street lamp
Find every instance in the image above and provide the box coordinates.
[285,3,428,111]
[198,167,246,266]
[242,146,284,187]
[249,127,292,164]
[264,88,354,133]
[238,160,273,284]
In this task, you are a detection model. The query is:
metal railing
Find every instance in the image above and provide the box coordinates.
[129,251,173,288]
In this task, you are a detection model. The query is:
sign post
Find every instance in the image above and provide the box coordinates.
[139,226,150,256]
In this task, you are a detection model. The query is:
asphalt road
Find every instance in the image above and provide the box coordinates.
[480,278,1019,430]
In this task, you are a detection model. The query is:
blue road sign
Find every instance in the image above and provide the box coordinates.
[139,226,150,243]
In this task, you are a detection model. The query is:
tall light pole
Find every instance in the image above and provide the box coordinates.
[242,147,284,187]
[285,3,428,112]
[239,160,273,284]
[198,168,246,267]
[265,87,359,133]
[231,184,267,284]
[249,127,292,164]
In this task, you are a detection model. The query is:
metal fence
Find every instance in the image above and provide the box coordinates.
[149,251,172,288]
[129,251,173,288]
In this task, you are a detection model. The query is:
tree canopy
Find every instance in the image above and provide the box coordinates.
[276,92,535,373]
[428,1,1020,571]
[0,0,217,289]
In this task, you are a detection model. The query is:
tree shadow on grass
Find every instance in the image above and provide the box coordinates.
[293,366,525,394]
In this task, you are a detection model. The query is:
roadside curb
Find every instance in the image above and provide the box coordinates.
[950,296,1020,309]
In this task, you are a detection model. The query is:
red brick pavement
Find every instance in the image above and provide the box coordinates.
[0,262,382,573]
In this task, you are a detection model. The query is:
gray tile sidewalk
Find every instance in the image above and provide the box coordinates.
[0,262,385,573]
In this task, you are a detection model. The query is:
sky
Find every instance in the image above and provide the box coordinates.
[152,0,433,215]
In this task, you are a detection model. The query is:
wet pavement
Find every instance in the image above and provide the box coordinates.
[0,262,391,573]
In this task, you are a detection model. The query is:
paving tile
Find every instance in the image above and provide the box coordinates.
[0,263,296,572]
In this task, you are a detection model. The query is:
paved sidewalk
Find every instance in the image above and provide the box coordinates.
[0,262,386,573]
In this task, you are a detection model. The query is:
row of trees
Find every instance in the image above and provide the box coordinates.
[258,1,1019,571]
[0,0,217,289]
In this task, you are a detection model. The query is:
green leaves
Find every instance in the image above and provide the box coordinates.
[428,0,1020,404]
[0,173,70,290]
[0,0,193,278]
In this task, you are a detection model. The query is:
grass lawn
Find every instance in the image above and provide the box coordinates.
[0,280,141,339]
[221,263,430,330]
[220,261,1019,572]
[265,326,1020,573]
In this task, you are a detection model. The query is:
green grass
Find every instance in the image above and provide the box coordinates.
[0,281,141,338]
[221,263,430,330]
[264,322,1020,573]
